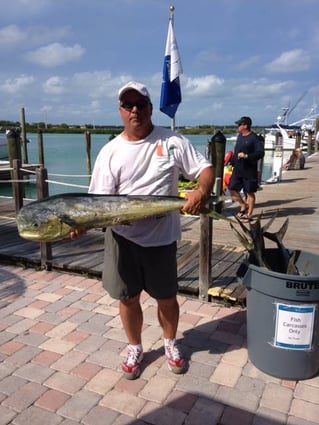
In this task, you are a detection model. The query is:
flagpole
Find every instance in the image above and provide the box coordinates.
[160,5,182,129]
[170,5,175,132]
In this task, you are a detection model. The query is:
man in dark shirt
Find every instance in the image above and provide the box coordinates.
[228,116,265,222]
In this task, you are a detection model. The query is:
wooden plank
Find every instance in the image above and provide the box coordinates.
[177,241,199,271]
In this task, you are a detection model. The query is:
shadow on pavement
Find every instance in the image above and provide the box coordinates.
[0,267,26,308]
[123,309,291,425]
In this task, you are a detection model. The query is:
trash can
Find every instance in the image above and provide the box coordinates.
[241,249,319,380]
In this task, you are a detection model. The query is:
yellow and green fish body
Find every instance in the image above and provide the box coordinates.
[16,193,186,242]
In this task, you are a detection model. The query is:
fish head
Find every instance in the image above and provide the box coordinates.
[16,205,74,242]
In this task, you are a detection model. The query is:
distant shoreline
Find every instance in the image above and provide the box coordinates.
[1,122,265,136]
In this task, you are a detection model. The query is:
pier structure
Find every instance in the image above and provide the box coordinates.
[0,153,319,424]
[1,153,319,304]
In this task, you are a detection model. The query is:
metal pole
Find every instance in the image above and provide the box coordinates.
[170,5,175,132]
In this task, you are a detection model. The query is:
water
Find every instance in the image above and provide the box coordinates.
[0,132,273,199]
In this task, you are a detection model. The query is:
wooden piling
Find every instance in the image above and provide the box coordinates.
[198,213,212,301]
[36,166,52,270]
[198,131,226,300]
[12,159,24,214]
[295,131,301,149]
[38,130,45,166]
[20,107,29,164]
[7,129,22,167]
[307,131,313,156]
[85,131,92,178]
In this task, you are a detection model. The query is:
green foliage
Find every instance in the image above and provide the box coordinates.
[178,180,198,191]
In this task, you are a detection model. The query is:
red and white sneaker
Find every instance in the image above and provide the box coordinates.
[122,344,143,380]
[165,339,186,374]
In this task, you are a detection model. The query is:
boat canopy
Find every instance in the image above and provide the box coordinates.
[271,124,301,131]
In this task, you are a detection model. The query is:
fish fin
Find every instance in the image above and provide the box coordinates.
[229,222,254,251]
[58,215,79,229]
[205,210,237,224]
[263,217,289,245]
[287,251,299,275]
[234,215,253,237]
[261,210,279,233]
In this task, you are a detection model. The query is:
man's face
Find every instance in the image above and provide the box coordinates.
[119,90,152,131]
[237,123,248,134]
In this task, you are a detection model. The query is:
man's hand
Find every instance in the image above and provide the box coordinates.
[182,189,208,216]
[69,228,87,240]
[238,152,248,159]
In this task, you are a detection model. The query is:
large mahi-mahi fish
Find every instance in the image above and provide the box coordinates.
[16,193,186,242]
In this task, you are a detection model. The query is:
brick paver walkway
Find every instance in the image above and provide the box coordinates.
[0,264,318,424]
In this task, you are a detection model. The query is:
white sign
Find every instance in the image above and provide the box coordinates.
[274,303,316,350]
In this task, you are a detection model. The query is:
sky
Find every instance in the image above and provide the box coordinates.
[1,0,319,127]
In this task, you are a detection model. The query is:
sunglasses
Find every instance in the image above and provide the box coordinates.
[120,100,150,111]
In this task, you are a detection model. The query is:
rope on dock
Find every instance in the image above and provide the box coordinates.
[0,215,16,221]
[19,168,91,179]
[0,179,37,184]
[48,173,91,178]
[45,179,89,189]
[20,167,36,174]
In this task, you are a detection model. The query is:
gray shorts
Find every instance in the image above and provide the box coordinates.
[102,228,178,300]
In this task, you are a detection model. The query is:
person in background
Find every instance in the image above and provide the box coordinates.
[88,81,215,379]
[284,148,305,170]
[228,116,264,223]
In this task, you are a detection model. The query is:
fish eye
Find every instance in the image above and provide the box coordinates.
[32,223,39,228]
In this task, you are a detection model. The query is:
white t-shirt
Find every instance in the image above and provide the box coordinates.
[89,126,211,246]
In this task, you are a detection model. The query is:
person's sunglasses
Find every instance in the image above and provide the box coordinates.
[120,100,150,111]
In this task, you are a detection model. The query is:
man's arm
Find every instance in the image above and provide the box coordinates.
[182,166,215,215]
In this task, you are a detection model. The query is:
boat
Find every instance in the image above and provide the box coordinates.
[0,133,8,160]
[264,105,319,152]
[264,90,318,151]
[264,122,302,151]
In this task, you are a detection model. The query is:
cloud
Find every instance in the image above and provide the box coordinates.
[0,25,25,51]
[43,76,68,95]
[72,71,116,98]
[25,42,85,67]
[0,24,71,53]
[0,75,35,94]
[2,0,50,14]
[236,56,260,71]
[183,75,225,96]
[265,49,312,73]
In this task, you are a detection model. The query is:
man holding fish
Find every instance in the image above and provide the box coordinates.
[86,81,215,379]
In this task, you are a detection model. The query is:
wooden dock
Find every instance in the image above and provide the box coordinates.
[1,152,319,304]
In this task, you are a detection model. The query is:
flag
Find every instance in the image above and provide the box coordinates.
[160,18,183,119]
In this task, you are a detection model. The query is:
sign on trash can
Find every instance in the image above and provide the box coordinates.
[274,304,315,350]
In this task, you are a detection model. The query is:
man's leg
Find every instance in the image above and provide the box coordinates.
[120,294,144,380]
[157,296,186,374]
[157,296,179,339]
[120,294,143,344]
[230,189,247,213]
[247,192,256,218]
